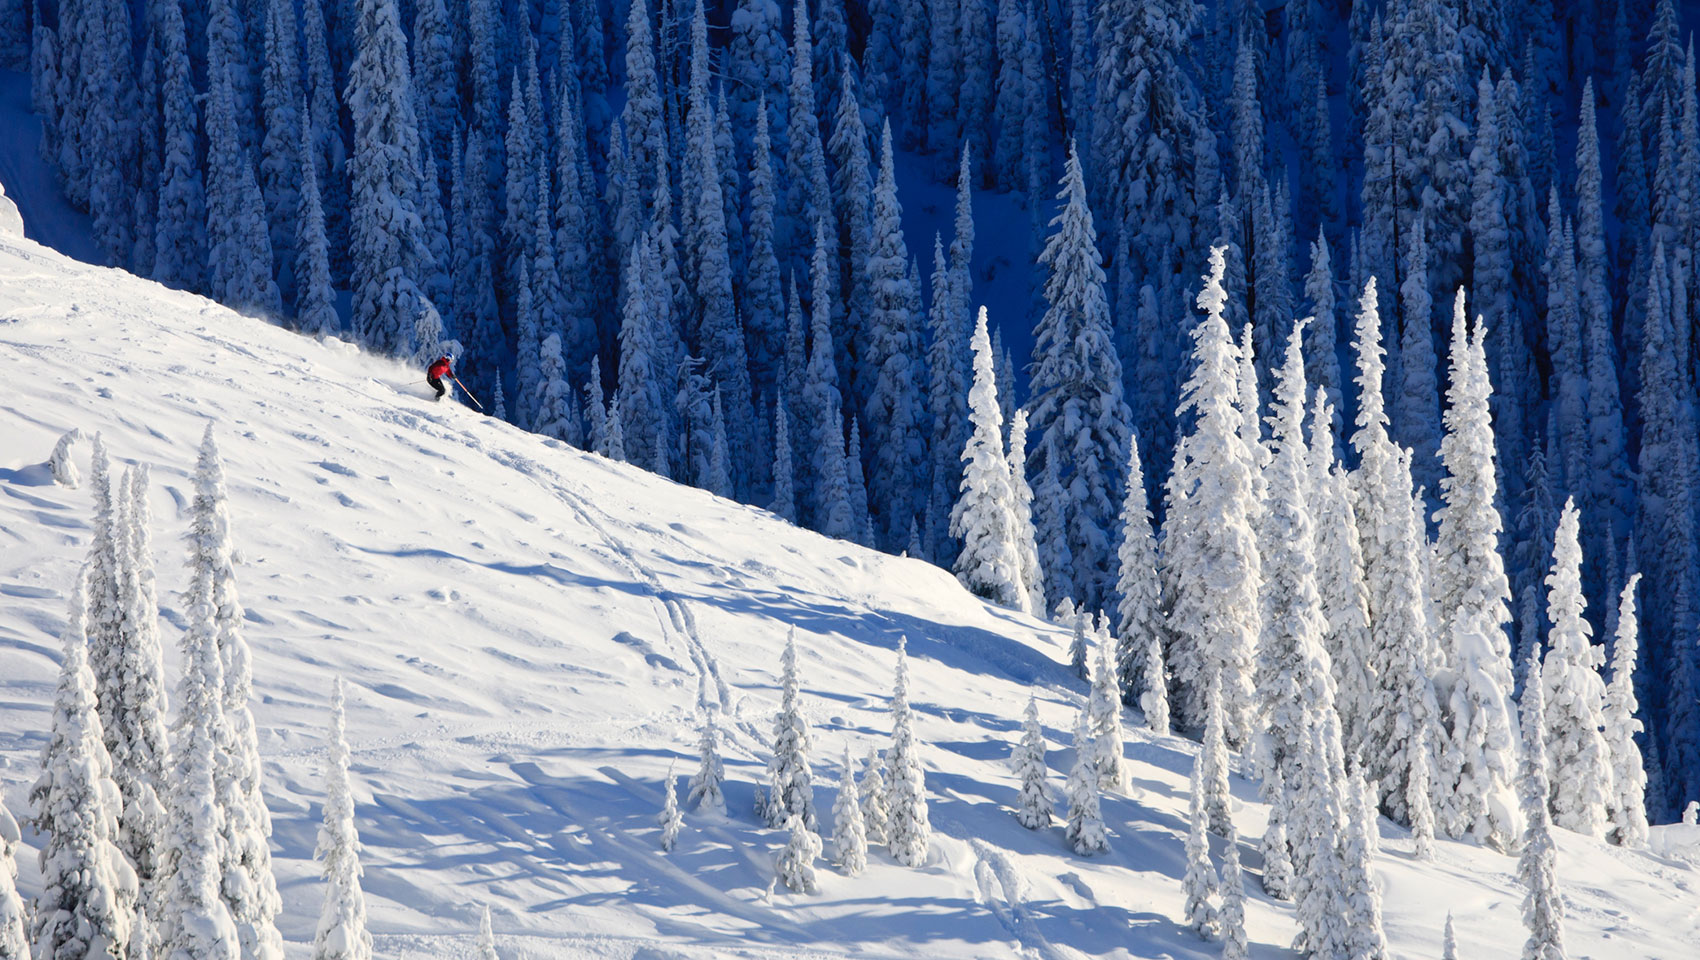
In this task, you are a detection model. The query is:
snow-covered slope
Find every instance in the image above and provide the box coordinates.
[1,231,1696,960]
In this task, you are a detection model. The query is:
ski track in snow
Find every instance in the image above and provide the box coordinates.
[3,230,1700,959]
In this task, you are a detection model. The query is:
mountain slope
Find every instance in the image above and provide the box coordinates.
[1,231,1696,959]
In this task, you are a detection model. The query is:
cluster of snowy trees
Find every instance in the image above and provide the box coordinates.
[16,0,1700,815]
[0,428,405,960]
[668,631,929,891]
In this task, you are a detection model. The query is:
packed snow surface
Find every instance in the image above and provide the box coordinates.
[1,232,1696,959]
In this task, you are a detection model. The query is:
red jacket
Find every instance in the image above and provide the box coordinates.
[428,357,452,380]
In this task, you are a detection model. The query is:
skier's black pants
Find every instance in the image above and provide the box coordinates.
[428,375,446,399]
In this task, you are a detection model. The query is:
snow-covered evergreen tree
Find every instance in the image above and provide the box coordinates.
[29,573,137,960]
[1409,721,1437,861]
[1219,815,1248,960]
[1114,431,1161,706]
[473,906,496,960]
[689,710,726,816]
[1012,694,1053,829]
[859,748,890,847]
[1393,214,1439,496]
[1166,247,1259,742]
[187,428,284,960]
[775,811,821,893]
[0,800,25,960]
[205,49,280,317]
[658,764,683,851]
[96,463,171,895]
[1089,630,1124,792]
[160,542,238,960]
[1518,648,1565,960]
[616,240,671,472]
[1007,410,1045,613]
[1260,765,1294,900]
[885,637,931,866]
[1604,572,1648,847]
[1255,320,1332,801]
[1183,757,1220,940]
[1302,231,1342,427]
[312,677,371,960]
[1028,141,1132,613]
[534,335,574,442]
[728,0,787,161]
[1066,604,1089,681]
[1431,290,1521,850]
[766,628,816,829]
[1199,677,1233,837]
[50,429,81,488]
[832,745,867,875]
[345,0,429,354]
[151,0,205,292]
[950,307,1026,610]
[294,106,338,336]
[863,123,924,547]
[258,0,302,300]
[1311,394,1373,761]
[1540,499,1611,838]
[771,400,797,523]
[1339,767,1390,960]
[1063,706,1109,855]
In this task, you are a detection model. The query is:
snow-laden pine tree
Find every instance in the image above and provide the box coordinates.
[1255,320,1332,802]
[1183,756,1220,940]
[50,429,81,488]
[689,710,726,816]
[258,0,302,300]
[658,764,683,851]
[859,748,890,847]
[1363,442,1442,826]
[1393,214,1439,497]
[187,428,285,960]
[728,0,787,161]
[151,0,205,292]
[346,0,430,354]
[1603,573,1649,847]
[1339,767,1390,960]
[1007,410,1046,612]
[1064,705,1109,855]
[616,240,671,472]
[766,628,816,830]
[1431,290,1521,850]
[1518,648,1565,960]
[1291,714,1348,959]
[0,800,25,960]
[1311,393,1374,761]
[771,400,797,523]
[474,906,496,960]
[29,573,137,960]
[1065,604,1089,680]
[533,335,574,442]
[97,464,171,894]
[885,637,931,866]
[160,542,238,960]
[1114,432,1161,707]
[776,811,822,894]
[1012,694,1053,829]
[950,306,1027,610]
[1089,630,1124,793]
[1028,141,1132,613]
[205,48,280,317]
[1302,231,1342,437]
[294,104,338,336]
[1199,677,1233,837]
[1166,247,1259,743]
[1260,765,1294,900]
[1409,721,1437,861]
[832,745,867,875]
[1220,812,1248,960]
[1443,912,1458,960]
[1540,499,1611,838]
[863,123,924,547]
[313,678,371,960]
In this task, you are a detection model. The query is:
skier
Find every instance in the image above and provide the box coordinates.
[426,354,454,401]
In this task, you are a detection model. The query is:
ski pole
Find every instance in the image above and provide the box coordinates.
[451,375,484,410]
